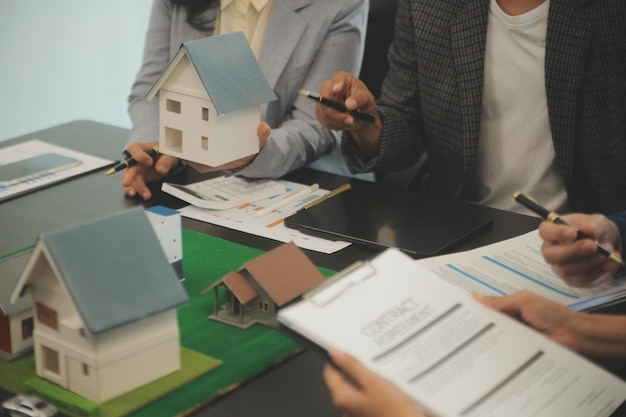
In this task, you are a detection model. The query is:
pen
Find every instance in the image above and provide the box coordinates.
[513,191,625,266]
[303,183,351,210]
[254,183,320,218]
[299,90,377,123]
[106,146,159,175]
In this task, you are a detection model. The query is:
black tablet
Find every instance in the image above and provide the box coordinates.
[284,188,493,258]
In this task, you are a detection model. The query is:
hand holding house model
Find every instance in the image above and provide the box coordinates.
[146,31,277,167]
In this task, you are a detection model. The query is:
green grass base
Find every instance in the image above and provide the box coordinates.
[4,348,220,417]
[0,354,35,392]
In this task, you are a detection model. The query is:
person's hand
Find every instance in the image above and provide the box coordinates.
[473,291,581,352]
[539,214,623,287]
[316,71,382,158]
[121,141,179,200]
[183,122,271,174]
[323,350,427,417]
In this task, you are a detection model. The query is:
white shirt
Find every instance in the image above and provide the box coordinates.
[469,0,570,215]
[216,0,274,56]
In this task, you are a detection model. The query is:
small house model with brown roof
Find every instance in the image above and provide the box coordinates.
[203,242,325,329]
[146,31,277,167]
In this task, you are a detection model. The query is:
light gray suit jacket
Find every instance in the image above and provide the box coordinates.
[128,0,373,180]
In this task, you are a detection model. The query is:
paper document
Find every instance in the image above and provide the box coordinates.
[278,249,626,417]
[0,139,114,202]
[417,231,626,311]
[179,180,351,254]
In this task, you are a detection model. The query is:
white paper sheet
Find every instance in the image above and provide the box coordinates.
[179,180,351,254]
[417,231,626,311]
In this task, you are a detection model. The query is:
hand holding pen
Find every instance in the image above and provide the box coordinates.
[107,145,160,175]
[314,71,382,158]
[299,90,376,123]
[514,191,624,287]
[117,142,178,200]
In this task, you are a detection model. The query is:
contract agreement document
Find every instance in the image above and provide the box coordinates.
[278,249,626,417]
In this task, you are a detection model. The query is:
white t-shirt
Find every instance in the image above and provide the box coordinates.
[468,0,570,216]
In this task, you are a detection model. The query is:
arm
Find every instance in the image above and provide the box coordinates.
[237,0,368,178]
[337,0,424,174]
[127,0,175,146]
[324,350,428,417]
[123,0,217,199]
[475,291,626,366]
[539,213,623,287]
[123,0,181,199]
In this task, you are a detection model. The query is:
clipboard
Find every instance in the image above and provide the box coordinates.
[276,249,626,417]
[284,188,493,258]
[275,261,378,361]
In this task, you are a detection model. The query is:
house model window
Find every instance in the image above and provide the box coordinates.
[166,99,181,114]
[36,302,58,330]
[43,345,60,375]
[145,31,277,167]
[21,317,33,340]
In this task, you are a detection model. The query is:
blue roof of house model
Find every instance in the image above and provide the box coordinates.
[16,208,188,335]
[150,31,277,115]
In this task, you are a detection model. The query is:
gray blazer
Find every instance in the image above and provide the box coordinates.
[129,0,373,180]
[344,0,626,213]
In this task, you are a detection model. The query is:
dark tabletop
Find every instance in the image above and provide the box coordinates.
[4,120,624,417]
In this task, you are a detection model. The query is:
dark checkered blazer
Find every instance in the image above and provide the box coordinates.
[344,0,626,214]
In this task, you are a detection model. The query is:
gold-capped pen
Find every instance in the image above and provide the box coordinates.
[106,146,159,175]
[303,183,351,210]
[513,191,625,266]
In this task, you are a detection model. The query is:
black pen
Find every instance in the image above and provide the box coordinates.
[299,90,377,123]
[106,146,159,175]
[513,191,625,266]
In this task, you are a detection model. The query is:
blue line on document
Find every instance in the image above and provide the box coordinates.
[481,255,578,299]
[446,264,506,295]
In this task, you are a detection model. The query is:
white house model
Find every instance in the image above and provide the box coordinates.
[146,31,277,167]
[10,208,189,403]
[0,250,34,361]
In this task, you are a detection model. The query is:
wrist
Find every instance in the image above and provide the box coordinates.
[576,313,626,361]
[351,116,383,158]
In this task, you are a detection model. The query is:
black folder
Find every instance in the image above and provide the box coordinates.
[284,188,493,258]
